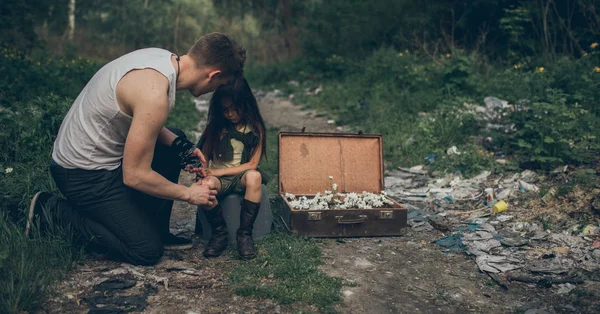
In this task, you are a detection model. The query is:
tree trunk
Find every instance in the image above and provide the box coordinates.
[541,0,552,60]
[174,11,180,52]
[67,0,75,41]
[281,0,298,58]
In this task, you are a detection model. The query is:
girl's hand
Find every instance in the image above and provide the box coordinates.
[195,168,221,181]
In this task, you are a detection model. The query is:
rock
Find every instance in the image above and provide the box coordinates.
[354,257,374,268]
[555,283,575,294]
[428,216,452,232]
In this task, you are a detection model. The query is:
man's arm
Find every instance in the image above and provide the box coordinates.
[117,69,214,205]
[157,127,178,147]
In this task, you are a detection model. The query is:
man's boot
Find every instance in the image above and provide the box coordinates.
[203,205,228,258]
[237,199,260,260]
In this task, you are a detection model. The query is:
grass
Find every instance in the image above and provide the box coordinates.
[228,233,342,313]
[260,126,281,197]
[0,86,204,313]
[226,126,344,313]
[0,213,83,314]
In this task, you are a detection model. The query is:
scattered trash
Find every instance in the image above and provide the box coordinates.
[555,283,576,294]
[541,187,557,205]
[424,153,437,166]
[94,277,137,292]
[495,159,507,165]
[446,146,461,155]
[499,236,529,247]
[428,216,452,232]
[484,188,495,204]
[305,85,323,96]
[148,275,169,290]
[496,215,513,222]
[462,96,517,133]
[435,234,466,253]
[581,224,599,236]
[327,119,335,125]
[551,166,568,173]
[85,276,156,314]
[507,273,584,288]
[519,170,537,183]
[384,156,600,286]
[475,255,521,273]
[518,180,539,192]
[493,200,508,214]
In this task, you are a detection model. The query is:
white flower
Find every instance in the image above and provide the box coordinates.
[5,167,13,174]
[332,183,338,190]
[329,176,334,180]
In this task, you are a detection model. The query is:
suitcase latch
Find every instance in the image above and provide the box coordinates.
[380,211,393,219]
[308,212,322,221]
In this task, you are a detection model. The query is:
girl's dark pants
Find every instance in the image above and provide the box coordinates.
[49,128,185,265]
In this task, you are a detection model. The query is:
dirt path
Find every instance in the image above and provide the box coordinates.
[41,91,597,314]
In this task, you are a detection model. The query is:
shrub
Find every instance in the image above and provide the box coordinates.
[507,89,599,169]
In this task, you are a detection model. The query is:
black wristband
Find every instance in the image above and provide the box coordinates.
[171,136,201,168]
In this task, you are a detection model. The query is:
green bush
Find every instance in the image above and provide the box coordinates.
[507,89,599,168]
[263,47,600,172]
[0,48,100,106]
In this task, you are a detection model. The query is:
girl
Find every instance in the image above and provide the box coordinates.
[196,77,267,260]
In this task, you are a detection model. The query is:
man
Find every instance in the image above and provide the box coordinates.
[26,33,246,265]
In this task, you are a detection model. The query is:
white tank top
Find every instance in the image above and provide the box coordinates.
[52,48,177,170]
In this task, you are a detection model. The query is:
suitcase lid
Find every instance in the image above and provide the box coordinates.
[278,131,384,195]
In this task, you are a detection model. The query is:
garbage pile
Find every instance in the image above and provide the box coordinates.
[385,166,541,205]
[385,166,600,289]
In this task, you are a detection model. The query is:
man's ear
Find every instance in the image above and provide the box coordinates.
[207,70,222,81]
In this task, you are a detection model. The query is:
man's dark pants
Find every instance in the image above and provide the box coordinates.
[50,128,185,265]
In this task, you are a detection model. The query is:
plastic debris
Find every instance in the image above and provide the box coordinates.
[541,187,557,205]
[518,180,539,192]
[519,170,537,183]
[555,283,576,294]
[493,200,508,213]
[551,166,568,173]
[435,234,466,253]
[496,215,513,222]
[475,255,521,273]
[446,146,461,155]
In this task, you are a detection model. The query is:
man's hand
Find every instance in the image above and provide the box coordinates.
[187,181,217,206]
[183,147,207,177]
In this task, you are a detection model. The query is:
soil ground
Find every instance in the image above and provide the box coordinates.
[40,92,599,314]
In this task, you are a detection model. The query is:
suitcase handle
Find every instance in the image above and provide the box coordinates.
[337,215,367,225]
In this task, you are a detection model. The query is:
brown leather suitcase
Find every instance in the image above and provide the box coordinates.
[278,131,407,237]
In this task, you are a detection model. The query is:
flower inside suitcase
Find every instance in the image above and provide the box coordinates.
[278,131,407,237]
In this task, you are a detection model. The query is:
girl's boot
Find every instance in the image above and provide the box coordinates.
[237,199,260,260]
[203,205,228,258]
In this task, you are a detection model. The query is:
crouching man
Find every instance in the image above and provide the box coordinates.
[26,33,246,265]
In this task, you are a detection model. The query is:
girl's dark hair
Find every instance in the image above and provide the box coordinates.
[200,77,267,161]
